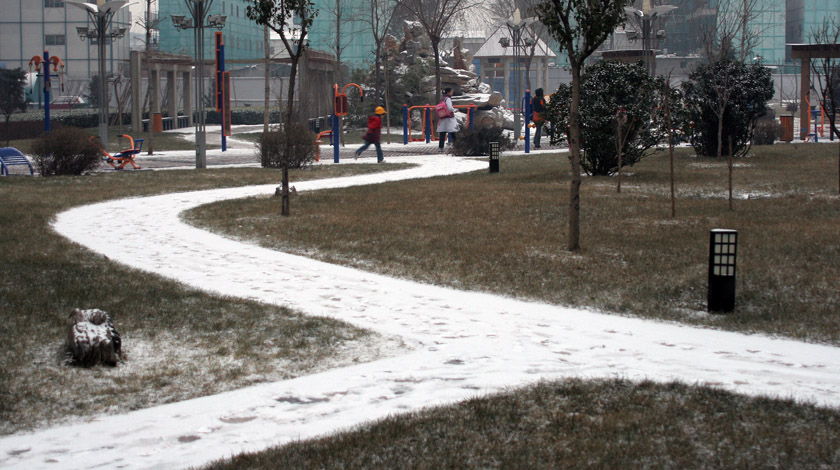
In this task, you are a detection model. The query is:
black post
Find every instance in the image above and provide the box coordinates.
[489,141,500,173]
[708,229,738,313]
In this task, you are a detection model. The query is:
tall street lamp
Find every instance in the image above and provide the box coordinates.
[172,1,226,169]
[624,4,676,76]
[67,0,129,151]
[499,8,536,141]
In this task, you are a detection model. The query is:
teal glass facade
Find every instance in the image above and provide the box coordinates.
[309,0,374,69]
[158,0,265,61]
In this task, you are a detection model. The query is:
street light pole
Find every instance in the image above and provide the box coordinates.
[172,0,226,169]
[68,0,129,151]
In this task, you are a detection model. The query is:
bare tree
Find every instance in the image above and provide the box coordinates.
[536,0,629,252]
[400,0,479,102]
[489,0,549,90]
[810,17,840,194]
[247,0,318,126]
[699,0,765,158]
[361,0,400,141]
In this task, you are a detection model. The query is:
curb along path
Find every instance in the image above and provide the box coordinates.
[2,155,840,469]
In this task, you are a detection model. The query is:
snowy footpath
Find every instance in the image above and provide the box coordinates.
[2,155,840,469]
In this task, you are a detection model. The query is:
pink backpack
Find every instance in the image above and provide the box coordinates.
[435,97,454,119]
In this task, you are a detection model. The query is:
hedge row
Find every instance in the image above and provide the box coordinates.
[3,108,289,141]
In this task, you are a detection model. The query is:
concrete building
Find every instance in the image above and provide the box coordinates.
[0,0,131,81]
[473,25,556,105]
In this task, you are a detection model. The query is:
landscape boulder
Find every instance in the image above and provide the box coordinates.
[67,308,121,367]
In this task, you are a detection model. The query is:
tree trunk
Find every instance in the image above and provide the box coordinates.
[286,58,298,126]
[728,136,734,211]
[717,105,725,158]
[666,78,675,218]
[432,40,441,102]
[67,308,121,367]
[384,57,391,145]
[567,65,583,251]
[282,165,290,216]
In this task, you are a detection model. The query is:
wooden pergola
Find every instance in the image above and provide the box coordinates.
[790,44,840,140]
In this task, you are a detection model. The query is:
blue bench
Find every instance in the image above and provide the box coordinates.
[0,147,34,176]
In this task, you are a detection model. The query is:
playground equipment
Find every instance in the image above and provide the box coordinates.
[0,147,34,176]
[28,51,65,134]
[314,130,333,162]
[330,83,364,163]
[401,103,477,144]
[92,134,144,170]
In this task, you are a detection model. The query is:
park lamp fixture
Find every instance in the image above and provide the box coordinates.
[169,0,227,168]
[708,229,738,313]
[66,0,130,150]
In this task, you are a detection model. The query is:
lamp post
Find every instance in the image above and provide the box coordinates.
[172,1,226,169]
[499,8,536,141]
[623,4,676,76]
[67,0,129,151]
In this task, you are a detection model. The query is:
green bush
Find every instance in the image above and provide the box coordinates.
[545,60,678,175]
[682,59,774,157]
[30,126,101,176]
[451,126,515,156]
[257,121,316,169]
[752,117,782,145]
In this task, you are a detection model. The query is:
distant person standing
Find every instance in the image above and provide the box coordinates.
[355,106,386,163]
[437,87,459,151]
[531,88,546,149]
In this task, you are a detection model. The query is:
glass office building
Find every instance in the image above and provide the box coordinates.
[157,0,266,61]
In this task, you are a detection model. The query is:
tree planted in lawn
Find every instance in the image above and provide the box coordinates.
[535,0,630,251]
[256,121,316,216]
[545,60,674,176]
[0,67,27,146]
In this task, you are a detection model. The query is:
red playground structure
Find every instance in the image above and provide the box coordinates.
[92,134,144,170]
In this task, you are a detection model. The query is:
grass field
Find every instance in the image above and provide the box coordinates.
[189,144,840,344]
[3,139,840,467]
[189,143,840,469]
[0,162,407,435]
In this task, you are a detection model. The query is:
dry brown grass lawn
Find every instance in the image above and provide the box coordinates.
[189,144,840,344]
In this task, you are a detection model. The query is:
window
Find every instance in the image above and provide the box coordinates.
[45,0,64,7]
[222,2,225,14]
[45,34,66,46]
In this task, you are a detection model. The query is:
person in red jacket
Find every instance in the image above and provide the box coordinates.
[354,106,386,163]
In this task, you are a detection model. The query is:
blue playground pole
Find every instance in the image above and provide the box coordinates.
[524,89,531,154]
[43,50,51,133]
[402,104,408,145]
[424,106,431,143]
[469,106,474,129]
[333,113,340,163]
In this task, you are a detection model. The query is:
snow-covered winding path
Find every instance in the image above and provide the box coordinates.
[2,155,840,469]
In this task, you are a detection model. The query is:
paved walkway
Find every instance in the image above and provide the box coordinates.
[2,154,839,469]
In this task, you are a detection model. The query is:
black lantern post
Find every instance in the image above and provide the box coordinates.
[708,229,738,313]
[490,141,500,173]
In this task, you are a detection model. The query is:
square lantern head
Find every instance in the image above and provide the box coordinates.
[710,229,737,277]
[490,141,500,160]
